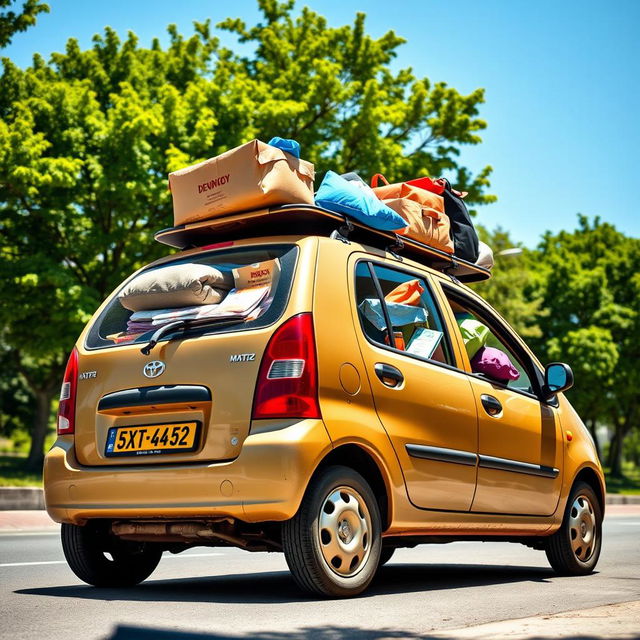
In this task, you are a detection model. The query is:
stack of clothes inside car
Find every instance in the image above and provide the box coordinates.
[116,259,279,340]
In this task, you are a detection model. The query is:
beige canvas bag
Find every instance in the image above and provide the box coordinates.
[383,198,454,254]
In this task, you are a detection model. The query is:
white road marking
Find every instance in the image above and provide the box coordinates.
[164,552,224,559]
[0,551,224,568]
[0,531,59,537]
[0,560,66,567]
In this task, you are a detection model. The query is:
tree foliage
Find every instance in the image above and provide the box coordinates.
[0,0,494,467]
[216,1,495,207]
[0,0,48,48]
[472,226,544,340]
[531,217,640,475]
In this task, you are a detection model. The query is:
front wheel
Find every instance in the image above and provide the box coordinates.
[62,522,162,587]
[378,547,395,567]
[545,482,602,576]
[282,465,382,597]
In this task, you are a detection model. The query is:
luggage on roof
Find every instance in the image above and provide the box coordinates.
[163,141,490,282]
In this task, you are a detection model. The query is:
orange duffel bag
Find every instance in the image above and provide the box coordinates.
[370,173,446,214]
[383,197,454,254]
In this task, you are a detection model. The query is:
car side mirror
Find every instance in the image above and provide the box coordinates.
[542,362,574,401]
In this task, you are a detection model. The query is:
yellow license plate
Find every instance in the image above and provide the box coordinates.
[105,422,199,457]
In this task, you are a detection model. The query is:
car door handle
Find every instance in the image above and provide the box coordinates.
[481,394,502,416]
[375,363,404,388]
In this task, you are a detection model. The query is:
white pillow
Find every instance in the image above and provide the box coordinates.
[119,263,233,311]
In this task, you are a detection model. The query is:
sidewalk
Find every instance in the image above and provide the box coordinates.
[0,510,59,533]
[431,599,640,639]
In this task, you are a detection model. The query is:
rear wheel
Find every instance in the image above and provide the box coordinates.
[282,465,382,597]
[545,482,602,576]
[61,522,162,587]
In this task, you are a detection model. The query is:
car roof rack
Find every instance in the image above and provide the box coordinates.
[154,204,491,283]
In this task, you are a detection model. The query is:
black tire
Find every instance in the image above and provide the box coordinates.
[378,546,395,567]
[282,465,382,597]
[545,481,602,576]
[61,522,162,587]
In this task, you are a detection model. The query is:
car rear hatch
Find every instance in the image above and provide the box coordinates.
[73,240,313,467]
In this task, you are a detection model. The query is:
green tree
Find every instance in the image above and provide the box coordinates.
[0,335,36,447]
[531,216,640,475]
[217,0,495,207]
[472,226,544,340]
[0,0,48,48]
[0,0,495,469]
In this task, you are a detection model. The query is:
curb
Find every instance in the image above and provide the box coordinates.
[1,487,639,511]
[604,493,640,505]
[0,487,45,510]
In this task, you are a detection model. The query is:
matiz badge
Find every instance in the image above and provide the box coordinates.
[230,353,256,363]
[143,361,165,378]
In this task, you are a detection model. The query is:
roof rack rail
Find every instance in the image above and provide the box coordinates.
[154,204,491,283]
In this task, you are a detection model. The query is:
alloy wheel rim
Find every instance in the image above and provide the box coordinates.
[569,494,597,563]
[317,486,372,577]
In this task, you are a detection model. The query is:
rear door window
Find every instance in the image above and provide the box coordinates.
[86,244,298,350]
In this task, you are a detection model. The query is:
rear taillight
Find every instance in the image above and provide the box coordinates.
[57,347,78,435]
[252,313,321,420]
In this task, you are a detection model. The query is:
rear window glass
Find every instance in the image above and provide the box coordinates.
[85,244,298,350]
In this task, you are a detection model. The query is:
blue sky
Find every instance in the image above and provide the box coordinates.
[4,0,639,246]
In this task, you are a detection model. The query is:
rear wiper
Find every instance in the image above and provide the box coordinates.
[140,320,186,355]
[139,317,244,355]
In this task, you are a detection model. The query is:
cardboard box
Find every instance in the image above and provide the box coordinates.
[169,140,315,226]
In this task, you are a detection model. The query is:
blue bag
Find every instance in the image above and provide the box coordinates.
[359,299,429,331]
[267,137,301,158]
[315,171,406,231]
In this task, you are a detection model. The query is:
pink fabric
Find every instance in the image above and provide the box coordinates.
[471,346,520,381]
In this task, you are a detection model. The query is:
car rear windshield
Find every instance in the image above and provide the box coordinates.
[85,244,298,350]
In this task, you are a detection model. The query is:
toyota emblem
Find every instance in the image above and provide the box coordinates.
[143,361,165,378]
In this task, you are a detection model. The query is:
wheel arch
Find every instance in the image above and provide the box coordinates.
[573,465,606,516]
[312,443,392,531]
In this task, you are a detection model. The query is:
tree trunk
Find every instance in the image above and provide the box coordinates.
[26,388,55,472]
[586,418,601,460]
[608,425,625,478]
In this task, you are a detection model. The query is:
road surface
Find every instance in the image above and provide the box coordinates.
[1,514,639,639]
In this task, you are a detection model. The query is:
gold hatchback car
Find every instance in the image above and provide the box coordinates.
[44,205,605,597]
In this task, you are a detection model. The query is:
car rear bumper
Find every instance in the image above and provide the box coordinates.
[44,419,331,525]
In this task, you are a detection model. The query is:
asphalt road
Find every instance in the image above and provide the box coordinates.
[1,515,639,640]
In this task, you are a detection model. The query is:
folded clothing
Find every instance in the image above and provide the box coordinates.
[119,263,233,312]
[128,285,270,326]
[359,298,429,331]
[315,171,406,231]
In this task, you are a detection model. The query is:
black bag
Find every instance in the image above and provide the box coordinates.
[439,179,479,263]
